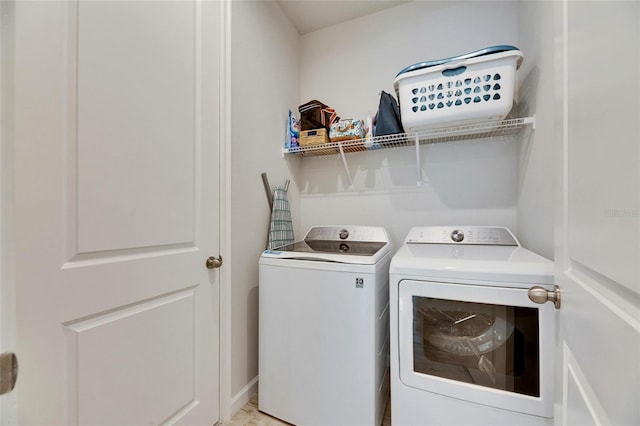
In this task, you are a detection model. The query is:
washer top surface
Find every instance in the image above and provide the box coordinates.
[390,226,554,285]
[261,226,391,265]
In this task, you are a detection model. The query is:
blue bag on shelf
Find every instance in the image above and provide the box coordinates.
[373,91,405,137]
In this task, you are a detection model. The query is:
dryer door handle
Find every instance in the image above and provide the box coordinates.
[528,285,561,309]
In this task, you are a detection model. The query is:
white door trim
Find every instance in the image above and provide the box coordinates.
[0,0,17,423]
[218,0,233,422]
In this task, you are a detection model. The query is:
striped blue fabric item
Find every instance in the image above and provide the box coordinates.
[267,185,294,250]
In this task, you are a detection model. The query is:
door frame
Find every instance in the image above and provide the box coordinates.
[218,0,233,422]
[0,0,16,423]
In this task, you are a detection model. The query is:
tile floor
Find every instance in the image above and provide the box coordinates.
[223,394,391,426]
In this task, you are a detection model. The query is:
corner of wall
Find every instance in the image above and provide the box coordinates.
[228,0,301,415]
[515,0,555,260]
[230,375,259,417]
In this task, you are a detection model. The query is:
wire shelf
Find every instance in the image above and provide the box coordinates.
[283,117,534,157]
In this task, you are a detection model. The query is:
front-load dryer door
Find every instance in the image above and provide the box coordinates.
[398,279,555,418]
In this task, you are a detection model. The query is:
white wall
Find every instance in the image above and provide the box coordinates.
[229,0,300,403]
[515,0,555,260]
[295,1,522,249]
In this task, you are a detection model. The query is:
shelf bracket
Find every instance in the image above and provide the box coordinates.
[338,143,354,187]
[415,134,422,186]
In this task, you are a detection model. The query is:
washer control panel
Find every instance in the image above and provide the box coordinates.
[304,226,388,243]
[450,229,465,243]
[405,226,519,246]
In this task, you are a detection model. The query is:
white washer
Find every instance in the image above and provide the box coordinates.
[390,226,556,426]
[259,226,392,426]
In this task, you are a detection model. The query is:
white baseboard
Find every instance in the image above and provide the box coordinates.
[230,376,259,418]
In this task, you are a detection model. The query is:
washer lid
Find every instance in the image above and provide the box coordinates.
[391,227,553,285]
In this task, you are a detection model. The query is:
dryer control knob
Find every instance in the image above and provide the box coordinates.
[451,230,464,242]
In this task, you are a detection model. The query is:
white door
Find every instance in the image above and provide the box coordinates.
[12,1,221,424]
[555,1,640,425]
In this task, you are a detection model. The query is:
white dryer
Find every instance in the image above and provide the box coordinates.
[390,226,556,426]
[259,226,391,426]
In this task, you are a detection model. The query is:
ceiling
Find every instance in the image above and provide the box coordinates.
[277,0,411,35]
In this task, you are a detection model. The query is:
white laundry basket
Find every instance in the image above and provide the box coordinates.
[394,46,523,131]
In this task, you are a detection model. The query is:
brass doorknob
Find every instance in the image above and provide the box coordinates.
[0,352,18,396]
[528,285,561,309]
[206,256,222,269]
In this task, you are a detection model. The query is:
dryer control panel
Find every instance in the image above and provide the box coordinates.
[405,226,519,246]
